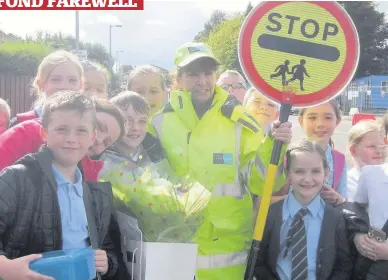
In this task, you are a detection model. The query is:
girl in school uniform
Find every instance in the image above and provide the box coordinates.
[255,138,352,280]
[274,100,347,206]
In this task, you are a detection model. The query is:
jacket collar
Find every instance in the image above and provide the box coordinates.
[33,145,57,185]
[169,86,230,131]
[103,143,150,167]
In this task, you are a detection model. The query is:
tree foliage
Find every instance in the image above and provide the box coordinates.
[80,42,110,69]
[205,14,244,75]
[0,41,53,75]
[0,31,111,75]
[244,1,253,17]
[339,1,388,77]
[196,1,388,81]
[194,10,228,42]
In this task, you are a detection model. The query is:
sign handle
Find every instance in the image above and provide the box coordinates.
[244,103,292,280]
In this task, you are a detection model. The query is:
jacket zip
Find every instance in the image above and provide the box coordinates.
[50,178,63,251]
[187,132,191,144]
[51,175,101,280]
[87,225,101,280]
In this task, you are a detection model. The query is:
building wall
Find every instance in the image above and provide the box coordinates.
[344,75,388,110]
[371,75,388,109]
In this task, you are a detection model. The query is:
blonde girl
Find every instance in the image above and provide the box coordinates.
[0,98,10,135]
[347,120,386,201]
[81,60,109,99]
[127,65,167,116]
[9,50,83,127]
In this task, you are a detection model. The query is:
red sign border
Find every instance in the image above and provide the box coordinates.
[239,1,359,107]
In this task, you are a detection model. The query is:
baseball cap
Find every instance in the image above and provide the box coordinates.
[174,42,221,68]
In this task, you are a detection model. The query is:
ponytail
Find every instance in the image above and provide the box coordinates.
[329,137,335,148]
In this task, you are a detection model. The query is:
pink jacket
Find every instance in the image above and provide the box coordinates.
[0,118,103,181]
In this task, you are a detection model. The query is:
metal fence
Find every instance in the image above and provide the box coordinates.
[335,86,388,114]
[0,75,34,117]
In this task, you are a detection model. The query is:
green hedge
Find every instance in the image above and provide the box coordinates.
[0,41,53,75]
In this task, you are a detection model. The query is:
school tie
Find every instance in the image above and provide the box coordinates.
[284,207,309,280]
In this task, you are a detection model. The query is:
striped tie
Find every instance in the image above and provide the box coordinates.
[284,207,308,280]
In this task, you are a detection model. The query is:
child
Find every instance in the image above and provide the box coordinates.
[81,60,109,99]
[254,138,352,279]
[99,91,167,183]
[300,100,347,194]
[9,50,83,127]
[352,143,388,279]
[0,97,10,134]
[243,87,279,134]
[99,91,151,175]
[98,91,167,279]
[217,70,247,103]
[299,100,347,204]
[274,100,347,206]
[0,97,125,181]
[347,120,386,201]
[353,167,388,279]
[0,91,118,278]
[127,65,167,116]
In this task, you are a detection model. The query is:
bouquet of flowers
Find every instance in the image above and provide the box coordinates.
[100,154,211,243]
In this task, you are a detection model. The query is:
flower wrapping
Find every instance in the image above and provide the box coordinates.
[100,155,211,243]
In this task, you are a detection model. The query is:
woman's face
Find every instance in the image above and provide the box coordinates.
[176,59,217,103]
[87,112,122,156]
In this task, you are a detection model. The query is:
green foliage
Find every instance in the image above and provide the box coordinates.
[80,42,110,69]
[194,10,228,42]
[338,1,388,77]
[0,41,53,75]
[196,1,388,81]
[205,14,244,75]
[244,1,253,17]
[0,30,111,75]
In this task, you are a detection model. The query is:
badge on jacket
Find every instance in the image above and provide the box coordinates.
[213,153,233,165]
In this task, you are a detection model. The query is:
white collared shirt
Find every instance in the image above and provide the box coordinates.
[354,163,388,229]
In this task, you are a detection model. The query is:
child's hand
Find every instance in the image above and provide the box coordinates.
[364,235,388,261]
[95,249,109,275]
[1,254,54,280]
[270,121,292,144]
[320,186,345,206]
[354,233,376,260]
